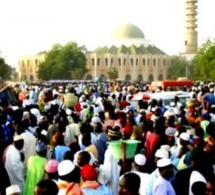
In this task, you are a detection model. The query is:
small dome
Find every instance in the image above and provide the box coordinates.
[112,24,145,39]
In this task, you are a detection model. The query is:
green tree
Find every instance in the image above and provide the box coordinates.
[107,67,118,80]
[168,55,187,80]
[0,57,13,79]
[37,42,87,80]
[190,39,215,81]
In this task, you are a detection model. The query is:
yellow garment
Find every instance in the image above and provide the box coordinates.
[177,154,187,170]
[85,145,98,160]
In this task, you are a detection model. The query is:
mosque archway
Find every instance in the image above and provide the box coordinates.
[158,74,163,80]
[137,75,143,81]
[148,74,154,82]
[125,75,131,81]
[24,75,27,81]
[30,75,34,81]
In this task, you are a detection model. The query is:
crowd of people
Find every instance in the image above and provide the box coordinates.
[0,80,215,195]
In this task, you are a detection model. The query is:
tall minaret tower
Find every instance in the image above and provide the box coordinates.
[185,0,198,54]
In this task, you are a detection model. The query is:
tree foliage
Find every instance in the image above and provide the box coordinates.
[168,55,187,80]
[37,42,87,80]
[107,67,118,80]
[189,39,215,81]
[0,57,13,79]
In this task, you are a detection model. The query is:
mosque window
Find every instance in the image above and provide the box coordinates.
[124,59,126,66]
[91,59,95,66]
[130,59,134,66]
[105,58,108,66]
[35,59,38,65]
[27,60,30,66]
[136,59,138,66]
[118,58,121,66]
[163,59,166,66]
[142,59,146,66]
[153,59,156,66]
[22,61,24,67]
[111,58,113,65]
[97,58,100,66]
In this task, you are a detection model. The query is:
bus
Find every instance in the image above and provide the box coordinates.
[150,80,194,92]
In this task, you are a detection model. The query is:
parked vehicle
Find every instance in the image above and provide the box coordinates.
[130,91,190,110]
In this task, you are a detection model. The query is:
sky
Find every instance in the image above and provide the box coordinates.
[0,0,215,68]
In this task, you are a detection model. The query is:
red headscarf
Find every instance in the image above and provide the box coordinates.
[81,164,97,181]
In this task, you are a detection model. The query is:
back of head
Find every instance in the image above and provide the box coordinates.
[191,181,206,195]
[120,172,140,194]
[36,179,59,195]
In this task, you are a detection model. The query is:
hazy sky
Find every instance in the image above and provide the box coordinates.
[0,0,215,67]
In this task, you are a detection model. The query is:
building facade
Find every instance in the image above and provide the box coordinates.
[85,24,171,81]
[18,24,171,82]
[18,54,45,81]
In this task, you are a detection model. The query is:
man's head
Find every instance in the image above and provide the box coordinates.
[13,135,24,151]
[76,151,91,167]
[119,173,140,195]
[58,160,80,183]
[34,179,59,195]
[157,158,174,180]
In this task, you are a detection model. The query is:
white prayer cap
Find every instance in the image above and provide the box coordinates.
[91,116,101,125]
[66,108,72,116]
[179,132,190,141]
[170,102,175,107]
[58,160,75,176]
[157,158,172,168]
[6,185,21,195]
[151,107,156,112]
[11,106,19,111]
[160,145,170,152]
[155,149,169,159]
[41,130,47,136]
[134,154,146,166]
[13,135,23,142]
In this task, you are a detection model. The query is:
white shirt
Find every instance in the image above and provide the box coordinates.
[153,174,176,195]
[121,171,150,195]
[5,145,24,191]
[64,123,80,146]
[21,130,36,170]
[99,147,120,195]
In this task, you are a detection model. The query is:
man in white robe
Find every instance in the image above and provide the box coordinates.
[4,135,24,192]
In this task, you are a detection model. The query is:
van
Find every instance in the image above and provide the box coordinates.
[130,91,190,110]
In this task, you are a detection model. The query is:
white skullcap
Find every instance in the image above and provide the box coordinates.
[160,145,171,152]
[13,135,23,142]
[66,108,72,116]
[180,132,190,141]
[155,149,169,159]
[6,185,21,195]
[58,160,75,176]
[151,107,156,112]
[41,130,47,136]
[170,102,175,107]
[157,158,172,168]
[91,116,101,125]
[11,106,19,111]
[134,154,146,166]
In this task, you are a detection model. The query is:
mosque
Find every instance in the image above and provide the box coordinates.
[18,24,170,82]
[85,24,171,81]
